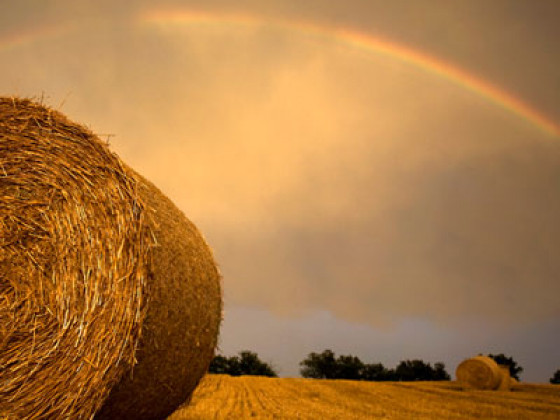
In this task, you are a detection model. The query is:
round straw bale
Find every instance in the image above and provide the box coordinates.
[0,97,222,419]
[456,356,502,390]
[497,365,511,391]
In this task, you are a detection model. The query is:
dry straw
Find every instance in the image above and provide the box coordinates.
[497,365,512,391]
[456,356,510,391]
[0,97,222,419]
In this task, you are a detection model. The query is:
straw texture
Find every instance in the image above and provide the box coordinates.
[456,356,502,390]
[95,174,222,419]
[497,365,511,391]
[0,97,222,419]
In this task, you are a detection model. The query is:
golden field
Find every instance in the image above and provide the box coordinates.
[168,374,560,419]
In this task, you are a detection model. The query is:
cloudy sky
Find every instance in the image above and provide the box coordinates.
[1,0,559,382]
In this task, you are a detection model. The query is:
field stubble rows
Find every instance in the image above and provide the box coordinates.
[168,374,560,419]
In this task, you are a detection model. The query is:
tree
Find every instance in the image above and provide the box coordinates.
[393,360,450,381]
[487,354,523,381]
[300,350,450,382]
[208,355,237,375]
[300,351,371,380]
[361,363,393,381]
[335,355,365,380]
[237,351,278,377]
[394,360,430,381]
[550,369,560,384]
[208,351,277,377]
[433,362,451,381]
[300,350,339,379]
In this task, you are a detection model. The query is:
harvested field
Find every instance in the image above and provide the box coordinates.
[168,375,560,419]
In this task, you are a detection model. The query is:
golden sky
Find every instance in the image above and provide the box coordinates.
[1,0,559,381]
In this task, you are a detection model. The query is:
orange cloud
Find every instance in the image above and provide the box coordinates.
[1,7,559,328]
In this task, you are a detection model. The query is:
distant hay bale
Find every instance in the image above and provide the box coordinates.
[497,365,511,391]
[509,376,519,390]
[0,97,222,419]
[456,356,504,391]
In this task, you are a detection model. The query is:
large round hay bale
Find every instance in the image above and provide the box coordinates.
[456,356,502,390]
[0,97,222,419]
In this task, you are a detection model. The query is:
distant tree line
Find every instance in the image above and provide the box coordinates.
[299,350,450,381]
[208,349,450,381]
[209,351,278,377]
[209,349,560,383]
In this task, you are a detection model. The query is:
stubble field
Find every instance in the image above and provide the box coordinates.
[168,374,560,419]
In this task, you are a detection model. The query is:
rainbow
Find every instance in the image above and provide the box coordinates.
[0,11,557,137]
[0,23,76,53]
[139,9,560,138]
